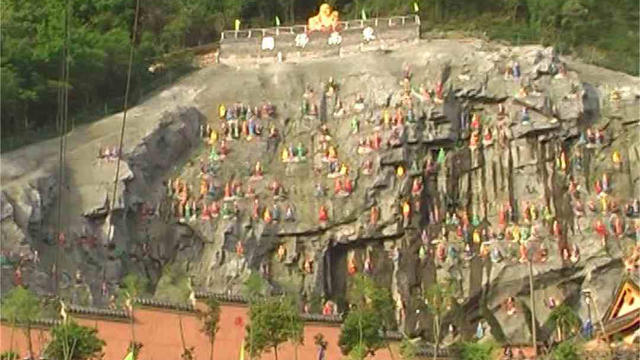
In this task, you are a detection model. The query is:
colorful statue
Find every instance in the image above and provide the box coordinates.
[307,4,339,32]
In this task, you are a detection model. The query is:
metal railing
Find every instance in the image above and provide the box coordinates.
[221,14,420,41]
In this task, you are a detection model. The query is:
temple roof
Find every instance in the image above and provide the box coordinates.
[602,308,640,335]
[602,273,640,322]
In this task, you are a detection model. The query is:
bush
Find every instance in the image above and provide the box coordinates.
[551,341,581,360]
[0,352,18,360]
[455,341,496,360]
[45,320,105,360]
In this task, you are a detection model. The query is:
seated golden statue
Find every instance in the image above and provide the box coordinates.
[308,3,339,32]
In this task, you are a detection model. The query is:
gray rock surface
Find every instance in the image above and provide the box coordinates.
[1,38,638,347]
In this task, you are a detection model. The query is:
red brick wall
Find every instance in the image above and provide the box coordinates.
[1,303,401,360]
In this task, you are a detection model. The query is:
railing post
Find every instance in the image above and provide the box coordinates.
[402,17,406,25]
[235,31,238,39]
[388,18,392,26]
[375,18,378,27]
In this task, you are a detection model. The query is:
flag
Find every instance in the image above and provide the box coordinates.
[235,19,241,31]
[437,148,446,164]
[275,16,281,27]
[59,300,68,322]
[239,338,245,360]
[361,9,367,20]
[123,351,135,360]
[125,296,133,313]
[413,2,420,12]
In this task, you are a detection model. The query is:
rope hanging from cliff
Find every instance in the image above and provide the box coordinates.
[109,0,141,216]
[55,0,71,294]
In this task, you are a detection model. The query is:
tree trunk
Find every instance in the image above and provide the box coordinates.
[9,323,15,353]
[179,314,187,353]
[273,345,279,360]
[433,315,440,360]
[209,334,215,360]
[130,306,136,352]
[26,324,34,360]
[528,260,537,356]
[386,343,396,360]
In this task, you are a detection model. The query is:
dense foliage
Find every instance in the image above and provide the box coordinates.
[454,341,497,360]
[2,0,637,151]
[244,295,303,360]
[423,281,456,360]
[339,274,395,357]
[1,286,42,358]
[199,297,221,360]
[547,304,582,342]
[45,320,105,360]
[551,340,582,360]
[339,308,385,358]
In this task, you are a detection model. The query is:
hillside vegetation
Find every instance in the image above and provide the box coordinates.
[2,0,638,151]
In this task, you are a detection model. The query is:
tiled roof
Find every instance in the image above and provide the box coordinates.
[134,297,196,312]
[300,313,343,323]
[384,330,404,340]
[602,274,640,321]
[0,316,60,327]
[602,308,640,335]
[415,346,450,357]
[195,291,248,304]
[195,292,345,323]
[67,304,130,319]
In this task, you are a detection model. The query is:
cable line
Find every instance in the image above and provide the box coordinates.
[108,0,142,238]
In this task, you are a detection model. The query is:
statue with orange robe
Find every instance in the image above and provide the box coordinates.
[347,251,357,275]
[319,205,329,223]
[402,201,411,227]
[277,244,287,262]
[308,4,340,33]
[370,206,379,226]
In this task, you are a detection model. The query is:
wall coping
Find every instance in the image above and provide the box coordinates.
[67,304,131,321]
[0,316,60,328]
[134,297,197,313]
[196,291,346,324]
[221,15,420,41]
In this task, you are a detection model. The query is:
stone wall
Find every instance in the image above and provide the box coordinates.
[0,301,404,360]
[220,16,420,61]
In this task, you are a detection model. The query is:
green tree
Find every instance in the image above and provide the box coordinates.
[198,297,221,360]
[455,341,497,360]
[551,340,581,360]
[345,274,396,358]
[399,337,419,360]
[1,286,42,359]
[45,320,105,360]
[244,295,302,360]
[243,272,267,301]
[117,273,148,349]
[423,282,455,360]
[0,352,19,360]
[154,265,194,359]
[339,308,384,359]
[548,305,581,342]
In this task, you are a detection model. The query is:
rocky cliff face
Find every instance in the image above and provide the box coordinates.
[1,39,638,345]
